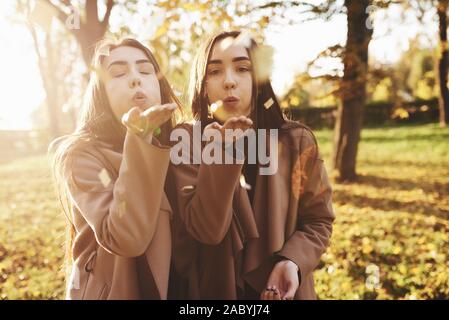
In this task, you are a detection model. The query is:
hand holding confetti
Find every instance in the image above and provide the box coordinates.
[121,103,177,139]
[204,115,253,144]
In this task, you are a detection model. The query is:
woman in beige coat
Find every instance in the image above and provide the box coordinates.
[167,31,335,300]
[51,38,180,300]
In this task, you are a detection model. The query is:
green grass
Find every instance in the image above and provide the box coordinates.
[0,123,448,299]
[315,123,449,299]
[0,156,65,299]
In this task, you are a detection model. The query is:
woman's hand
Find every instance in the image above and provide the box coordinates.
[204,116,253,144]
[122,103,177,138]
[261,259,299,300]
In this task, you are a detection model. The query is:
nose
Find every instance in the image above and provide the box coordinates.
[129,68,142,88]
[223,69,236,90]
[129,77,141,89]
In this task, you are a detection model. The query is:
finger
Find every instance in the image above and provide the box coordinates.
[260,287,271,300]
[269,286,280,300]
[260,290,267,300]
[121,107,140,125]
[273,288,281,300]
[161,103,178,111]
[225,117,239,127]
[281,282,297,300]
[263,286,273,300]
[237,118,253,129]
[237,115,248,123]
[206,122,221,131]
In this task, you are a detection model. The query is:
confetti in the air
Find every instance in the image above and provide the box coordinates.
[181,185,196,192]
[234,31,252,48]
[210,100,223,113]
[98,168,111,188]
[253,45,274,82]
[210,100,230,122]
[118,201,127,219]
[220,37,235,52]
[240,175,252,190]
[264,98,274,110]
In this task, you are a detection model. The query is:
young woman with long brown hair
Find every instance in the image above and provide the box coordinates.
[51,38,181,300]
[167,30,335,300]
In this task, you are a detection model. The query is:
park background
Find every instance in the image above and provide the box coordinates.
[0,0,448,299]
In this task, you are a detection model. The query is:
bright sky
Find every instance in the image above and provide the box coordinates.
[0,1,437,130]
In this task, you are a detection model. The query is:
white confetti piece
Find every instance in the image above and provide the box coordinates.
[253,45,274,82]
[210,100,223,113]
[98,168,111,188]
[234,31,252,48]
[264,98,274,110]
[181,185,196,192]
[118,201,127,219]
[240,175,252,190]
[220,37,235,52]
[69,265,80,290]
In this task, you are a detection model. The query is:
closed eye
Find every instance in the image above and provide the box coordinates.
[208,69,222,76]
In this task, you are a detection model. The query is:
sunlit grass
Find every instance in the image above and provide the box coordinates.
[315,123,449,299]
[0,123,448,299]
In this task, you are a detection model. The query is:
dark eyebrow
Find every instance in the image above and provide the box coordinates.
[107,59,152,69]
[107,60,127,69]
[232,57,251,63]
[208,56,251,65]
[136,59,152,65]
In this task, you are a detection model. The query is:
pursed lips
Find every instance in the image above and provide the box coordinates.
[132,92,147,106]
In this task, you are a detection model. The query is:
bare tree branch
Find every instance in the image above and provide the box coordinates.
[102,0,115,29]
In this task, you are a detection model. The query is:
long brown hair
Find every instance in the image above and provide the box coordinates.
[188,30,286,133]
[49,38,182,285]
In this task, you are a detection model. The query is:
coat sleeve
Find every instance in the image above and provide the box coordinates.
[170,126,243,245]
[67,132,171,257]
[277,129,335,282]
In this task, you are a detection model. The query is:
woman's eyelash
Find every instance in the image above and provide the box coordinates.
[237,65,251,71]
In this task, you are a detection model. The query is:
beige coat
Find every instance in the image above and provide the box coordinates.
[65,132,172,300]
[167,120,335,299]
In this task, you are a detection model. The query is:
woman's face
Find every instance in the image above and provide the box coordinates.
[205,37,253,122]
[103,46,161,121]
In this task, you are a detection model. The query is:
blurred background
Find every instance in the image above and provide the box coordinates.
[0,0,447,299]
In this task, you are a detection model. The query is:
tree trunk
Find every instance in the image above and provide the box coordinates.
[332,0,373,182]
[437,0,449,127]
[45,0,114,70]
[28,23,60,138]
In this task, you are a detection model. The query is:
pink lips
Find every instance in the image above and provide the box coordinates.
[223,96,239,108]
[132,92,147,106]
